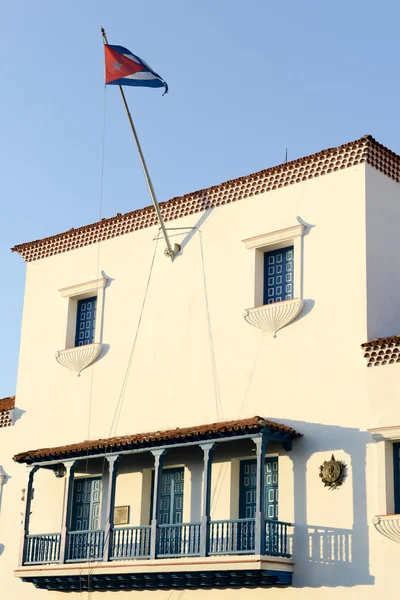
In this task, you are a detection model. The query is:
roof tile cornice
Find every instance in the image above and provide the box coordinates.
[361,336,400,367]
[0,396,15,428]
[13,415,301,464]
[12,135,400,263]
[0,396,15,412]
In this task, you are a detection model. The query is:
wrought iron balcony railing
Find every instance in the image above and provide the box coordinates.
[265,519,291,557]
[111,526,151,560]
[158,522,201,557]
[25,533,61,564]
[209,518,255,554]
[23,519,292,565]
[66,530,105,563]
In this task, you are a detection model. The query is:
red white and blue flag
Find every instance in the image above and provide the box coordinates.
[104,45,168,95]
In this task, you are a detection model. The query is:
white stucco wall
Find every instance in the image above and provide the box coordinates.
[2,163,400,598]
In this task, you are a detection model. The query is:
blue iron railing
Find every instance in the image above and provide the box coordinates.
[209,518,255,555]
[24,533,61,564]
[265,519,291,557]
[111,526,151,560]
[66,529,105,562]
[22,520,293,564]
[158,523,201,557]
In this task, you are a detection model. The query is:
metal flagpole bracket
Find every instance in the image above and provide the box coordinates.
[101,27,179,261]
[164,243,181,258]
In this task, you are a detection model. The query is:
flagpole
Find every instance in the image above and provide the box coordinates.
[101,28,179,260]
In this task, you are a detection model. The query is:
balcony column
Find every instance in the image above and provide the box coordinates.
[19,465,38,566]
[150,449,167,560]
[199,442,215,557]
[103,455,120,561]
[252,433,268,555]
[59,461,76,564]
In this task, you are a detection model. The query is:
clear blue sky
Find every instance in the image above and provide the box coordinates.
[1,1,399,395]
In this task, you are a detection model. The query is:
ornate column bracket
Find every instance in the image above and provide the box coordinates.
[59,462,76,564]
[199,443,216,557]
[252,433,268,555]
[150,449,167,560]
[103,456,120,561]
[19,465,39,567]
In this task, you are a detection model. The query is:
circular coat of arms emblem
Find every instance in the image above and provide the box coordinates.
[319,454,346,490]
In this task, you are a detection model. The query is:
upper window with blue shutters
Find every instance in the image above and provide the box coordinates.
[263,246,294,304]
[75,296,97,347]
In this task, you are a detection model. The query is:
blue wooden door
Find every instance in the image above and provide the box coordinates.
[71,477,102,531]
[239,458,278,520]
[159,468,184,524]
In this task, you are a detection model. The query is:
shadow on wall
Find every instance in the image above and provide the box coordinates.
[0,543,4,557]
[13,407,26,424]
[278,418,374,588]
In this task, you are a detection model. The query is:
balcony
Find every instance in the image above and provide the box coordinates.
[24,518,292,563]
[14,416,300,591]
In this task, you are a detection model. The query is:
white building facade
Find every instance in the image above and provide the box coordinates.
[1,134,400,597]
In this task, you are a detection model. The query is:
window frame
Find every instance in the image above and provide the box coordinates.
[58,278,107,350]
[369,426,400,516]
[242,224,304,308]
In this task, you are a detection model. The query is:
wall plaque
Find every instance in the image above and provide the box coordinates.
[114,505,130,525]
[319,454,347,490]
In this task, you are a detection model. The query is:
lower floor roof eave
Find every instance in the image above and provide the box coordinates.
[14,416,301,466]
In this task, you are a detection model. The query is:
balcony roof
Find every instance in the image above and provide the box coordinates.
[13,416,301,464]
[11,135,400,263]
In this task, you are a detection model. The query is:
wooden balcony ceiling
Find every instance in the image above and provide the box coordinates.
[14,416,301,464]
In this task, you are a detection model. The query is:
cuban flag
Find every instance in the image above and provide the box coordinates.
[104,45,168,95]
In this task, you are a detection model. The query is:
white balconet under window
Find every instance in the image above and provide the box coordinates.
[55,343,102,375]
[244,299,304,337]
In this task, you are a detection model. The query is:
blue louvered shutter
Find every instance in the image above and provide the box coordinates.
[75,296,97,347]
[263,246,294,304]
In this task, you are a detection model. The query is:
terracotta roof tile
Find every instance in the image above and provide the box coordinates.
[0,396,15,428]
[13,416,300,463]
[361,336,400,367]
[12,135,399,263]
